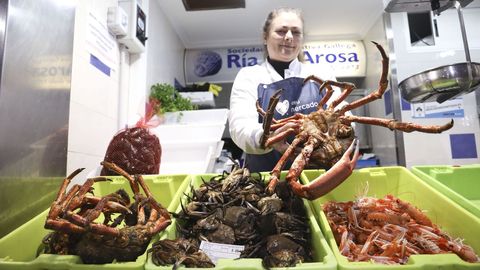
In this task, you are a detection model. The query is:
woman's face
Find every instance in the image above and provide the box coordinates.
[265,12,303,62]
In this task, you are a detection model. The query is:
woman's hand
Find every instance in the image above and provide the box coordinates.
[268,122,298,153]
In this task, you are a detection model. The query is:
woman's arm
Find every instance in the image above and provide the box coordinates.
[228,68,272,155]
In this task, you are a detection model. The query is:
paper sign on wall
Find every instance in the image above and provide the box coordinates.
[85,11,118,74]
[184,40,366,84]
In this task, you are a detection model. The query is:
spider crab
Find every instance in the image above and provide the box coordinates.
[257,41,454,200]
[43,161,171,264]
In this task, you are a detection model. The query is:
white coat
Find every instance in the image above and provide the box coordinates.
[229,58,348,155]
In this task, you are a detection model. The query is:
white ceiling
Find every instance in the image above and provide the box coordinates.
[156,0,387,49]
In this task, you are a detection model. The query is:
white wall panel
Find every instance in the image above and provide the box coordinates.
[68,101,117,157]
[146,0,185,87]
[67,0,185,180]
[67,0,120,179]
[390,7,480,167]
[361,15,398,166]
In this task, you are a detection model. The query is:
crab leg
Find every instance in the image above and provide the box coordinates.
[342,115,454,133]
[256,101,278,125]
[102,161,141,194]
[46,168,85,220]
[83,188,130,207]
[67,177,111,210]
[258,89,283,148]
[289,139,360,200]
[45,169,123,234]
[135,175,154,199]
[305,75,356,110]
[303,76,334,109]
[63,196,123,236]
[136,175,171,220]
[328,81,357,110]
[81,194,131,224]
[338,41,389,114]
[102,161,168,218]
[264,122,301,147]
[144,197,172,234]
[270,114,304,128]
[266,133,308,194]
[291,139,319,174]
[318,84,334,109]
[45,219,86,234]
[45,170,108,234]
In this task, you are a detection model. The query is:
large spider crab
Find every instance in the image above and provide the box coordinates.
[43,161,171,264]
[257,42,454,200]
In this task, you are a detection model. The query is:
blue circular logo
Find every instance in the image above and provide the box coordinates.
[194,51,222,77]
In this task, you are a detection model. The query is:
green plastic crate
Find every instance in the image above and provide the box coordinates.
[145,173,337,270]
[0,174,191,270]
[411,164,480,218]
[301,166,480,270]
[0,176,64,238]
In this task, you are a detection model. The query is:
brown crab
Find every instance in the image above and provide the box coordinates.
[43,161,171,264]
[148,238,215,269]
[258,41,454,200]
[263,234,308,267]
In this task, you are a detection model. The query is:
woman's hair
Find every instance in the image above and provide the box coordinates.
[262,7,305,62]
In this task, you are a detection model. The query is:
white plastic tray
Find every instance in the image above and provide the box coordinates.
[157,109,228,125]
[152,123,226,142]
[159,140,224,174]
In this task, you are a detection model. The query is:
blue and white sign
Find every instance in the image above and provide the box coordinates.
[303,40,365,77]
[185,40,366,83]
[185,46,263,83]
[411,98,465,118]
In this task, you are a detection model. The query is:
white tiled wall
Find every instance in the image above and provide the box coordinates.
[67,0,185,184]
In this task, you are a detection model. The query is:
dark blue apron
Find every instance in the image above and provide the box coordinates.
[245,77,326,173]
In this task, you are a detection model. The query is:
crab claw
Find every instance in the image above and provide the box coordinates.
[288,139,360,200]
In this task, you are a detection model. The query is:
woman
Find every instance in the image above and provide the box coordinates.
[229,7,350,173]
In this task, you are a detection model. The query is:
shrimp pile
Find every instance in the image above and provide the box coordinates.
[323,194,479,264]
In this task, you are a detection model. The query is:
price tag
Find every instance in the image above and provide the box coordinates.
[199,241,245,264]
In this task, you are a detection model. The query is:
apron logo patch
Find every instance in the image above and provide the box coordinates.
[276,100,289,116]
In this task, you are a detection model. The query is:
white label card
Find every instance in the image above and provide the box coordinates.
[199,241,245,265]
